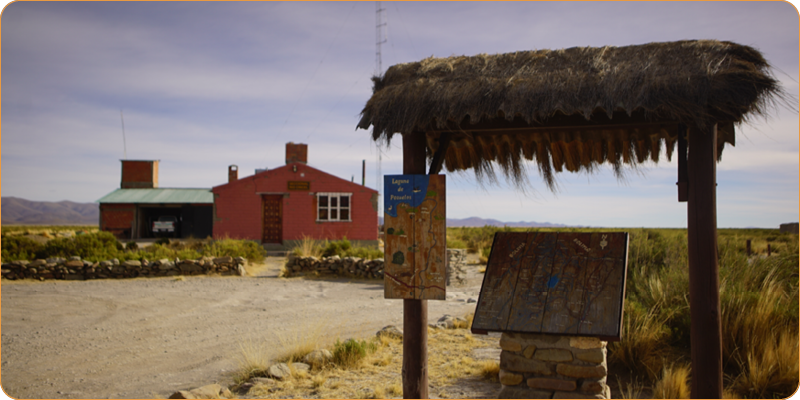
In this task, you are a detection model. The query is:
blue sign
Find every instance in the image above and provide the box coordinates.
[384,175,430,218]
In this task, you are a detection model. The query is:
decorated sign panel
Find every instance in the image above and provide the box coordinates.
[383,174,446,300]
[472,232,628,340]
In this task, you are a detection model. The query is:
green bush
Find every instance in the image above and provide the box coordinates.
[203,238,266,263]
[3,231,268,264]
[1,235,44,261]
[35,231,124,262]
[320,238,383,260]
[332,338,377,368]
[446,238,467,249]
[322,238,352,257]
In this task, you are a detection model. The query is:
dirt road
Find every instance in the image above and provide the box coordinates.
[1,258,485,399]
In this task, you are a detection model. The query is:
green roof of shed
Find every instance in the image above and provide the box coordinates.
[97,188,213,204]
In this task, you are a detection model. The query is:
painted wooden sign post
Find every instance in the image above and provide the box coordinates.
[472,231,628,341]
[383,174,446,300]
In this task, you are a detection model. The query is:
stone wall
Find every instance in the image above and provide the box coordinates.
[284,249,467,281]
[283,255,385,279]
[1,256,247,281]
[497,332,610,399]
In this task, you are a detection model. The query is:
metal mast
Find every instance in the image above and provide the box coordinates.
[375,1,387,77]
[375,1,387,215]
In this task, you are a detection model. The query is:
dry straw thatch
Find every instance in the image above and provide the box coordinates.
[357,40,788,189]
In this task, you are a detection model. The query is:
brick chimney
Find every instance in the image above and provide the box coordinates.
[121,160,159,189]
[285,142,308,165]
[228,165,238,183]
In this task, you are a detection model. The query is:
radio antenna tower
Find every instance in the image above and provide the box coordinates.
[375,1,387,215]
[375,1,387,77]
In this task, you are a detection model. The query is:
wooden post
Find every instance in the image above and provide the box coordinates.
[402,131,428,399]
[768,244,772,256]
[746,239,752,256]
[686,123,723,398]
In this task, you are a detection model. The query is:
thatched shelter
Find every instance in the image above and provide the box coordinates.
[358,39,789,399]
[358,40,784,188]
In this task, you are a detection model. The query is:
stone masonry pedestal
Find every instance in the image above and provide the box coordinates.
[497,332,610,399]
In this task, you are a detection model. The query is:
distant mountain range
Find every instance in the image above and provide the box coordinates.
[2,197,99,225]
[378,216,567,228]
[3,197,566,228]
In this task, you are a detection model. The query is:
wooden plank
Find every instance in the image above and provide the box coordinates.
[540,232,592,335]
[384,175,417,298]
[505,232,558,332]
[577,233,628,337]
[686,123,722,398]
[414,175,446,300]
[472,233,528,331]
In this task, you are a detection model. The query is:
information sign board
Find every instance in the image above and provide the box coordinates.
[383,174,446,300]
[472,232,628,340]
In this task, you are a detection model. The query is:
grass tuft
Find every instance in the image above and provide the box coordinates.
[332,338,377,369]
[651,364,691,399]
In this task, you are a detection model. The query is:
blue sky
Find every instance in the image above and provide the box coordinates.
[1,1,798,228]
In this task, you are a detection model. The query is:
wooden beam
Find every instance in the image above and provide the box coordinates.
[686,123,722,398]
[677,124,688,202]
[402,131,429,399]
[428,132,452,175]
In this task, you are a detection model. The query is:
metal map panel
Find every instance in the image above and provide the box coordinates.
[472,231,628,340]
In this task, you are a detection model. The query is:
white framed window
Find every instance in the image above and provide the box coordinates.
[317,192,352,221]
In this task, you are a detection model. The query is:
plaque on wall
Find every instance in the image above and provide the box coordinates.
[383,174,446,300]
[288,181,310,191]
[471,231,629,340]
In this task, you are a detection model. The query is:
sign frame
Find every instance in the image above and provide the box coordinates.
[471,231,629,341]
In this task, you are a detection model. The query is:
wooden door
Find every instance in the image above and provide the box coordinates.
[262,195,283,244]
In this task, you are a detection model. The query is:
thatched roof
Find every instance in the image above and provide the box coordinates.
[357,40,786,188]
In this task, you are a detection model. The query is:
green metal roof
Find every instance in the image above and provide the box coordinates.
[97,188,213,204]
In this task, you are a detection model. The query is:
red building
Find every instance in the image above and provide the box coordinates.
[212,143,379,248]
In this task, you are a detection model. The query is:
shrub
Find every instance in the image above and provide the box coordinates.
[1,235,44,261]
[319,238,383,260]
[35,231,124,262]
[125,242,139,251]
[203,238,266,263]
[446,238,467,249]
[322,238,352,258]
[332,338,377,369]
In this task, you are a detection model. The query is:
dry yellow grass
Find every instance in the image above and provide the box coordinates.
[292,235,325,258]
[651,364,690,399]
[233,316,498,399]
[232,338,273,384]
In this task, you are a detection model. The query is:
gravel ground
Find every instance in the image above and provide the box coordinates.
[1,257,488,399]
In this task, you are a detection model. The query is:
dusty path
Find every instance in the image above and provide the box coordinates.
[1,258,486,399]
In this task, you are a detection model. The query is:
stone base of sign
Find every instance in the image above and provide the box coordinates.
[445,249,467,285]
[497,332,610,399]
